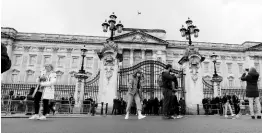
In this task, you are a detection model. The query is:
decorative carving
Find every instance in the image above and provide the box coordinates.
[26,69,35,74]
[104,54,115,66]
[38,47,45,52]
[23,46,31,52]
[232,56,237,61]
[52,47,59,53]
[105,66,114,85]
[66,48,73,53]
[12,69,20,74]
[56,70,64,75]
[131,34,147,42]
[220,55,226,60]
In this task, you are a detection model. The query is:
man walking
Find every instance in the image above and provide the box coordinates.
[162,64,179,119]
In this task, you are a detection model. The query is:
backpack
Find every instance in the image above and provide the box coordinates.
[157,72,164,87]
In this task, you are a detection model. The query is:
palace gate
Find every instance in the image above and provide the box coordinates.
[118,60,185,100]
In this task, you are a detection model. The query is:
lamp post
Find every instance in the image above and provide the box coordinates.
[102,12,124,41]
[78,45,88,74]
[179,18,199,46]
[210,52,218,77]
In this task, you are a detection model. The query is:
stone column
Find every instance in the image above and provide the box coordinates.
[65,48,73,84]
[51,47,59,67]
[35,47,45,77]
[20,46,31,83]
[141,49,145,61]
[130,49,134,66]
[211,76,223,97]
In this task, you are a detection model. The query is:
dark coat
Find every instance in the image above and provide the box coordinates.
[241,71,260,97]
[1,44,11,73]
[162,71,178,90]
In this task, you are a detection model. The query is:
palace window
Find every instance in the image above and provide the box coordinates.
[71,57,79,68]
[43,55,51,65]
[69,71,77,85]
[204,62,209,73]
[57,56,65,68]
[227,63,232,74]
[11,69,20,83]
[56,71,64,84]
[122,50,130,68]
[86,57,93,69]
[14,55,22,66]
[26,70,35,83]
[216,62,221,73]
[238,63,243,74]
[29,55,37,66]
[228,76,234,88]
[133,50,142,65]
[145,51,153,60]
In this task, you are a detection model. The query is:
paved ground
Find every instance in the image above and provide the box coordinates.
[2,115,262,133]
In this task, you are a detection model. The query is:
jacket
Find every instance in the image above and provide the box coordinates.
[1,44,11,73]
[128,76,145,98]
[37,70,57,99]
[162,71,178,90]
[241,71,260,97]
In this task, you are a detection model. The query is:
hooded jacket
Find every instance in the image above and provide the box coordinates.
[241,71,260,97]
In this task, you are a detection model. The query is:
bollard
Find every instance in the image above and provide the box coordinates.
[197,104,200,115]
[101,102,104,115]
[105,103,108,115]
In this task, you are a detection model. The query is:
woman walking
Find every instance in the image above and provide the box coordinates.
[125,70,146,120]
[241,67,261,119]
[29,64,57,120]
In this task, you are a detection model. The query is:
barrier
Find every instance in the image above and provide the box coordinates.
[1,99,108,116]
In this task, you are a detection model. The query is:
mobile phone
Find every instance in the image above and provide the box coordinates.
[245,68,249,72]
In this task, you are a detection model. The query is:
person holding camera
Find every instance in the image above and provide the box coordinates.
[29,64,57,120]
[241,67,261,119]
[161,64,179,119]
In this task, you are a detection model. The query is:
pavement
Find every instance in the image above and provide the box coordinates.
[1,115,262,133]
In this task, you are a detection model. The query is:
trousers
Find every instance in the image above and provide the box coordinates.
[126,93,142,113]
[248,97,261,116]
[162,89,173,116]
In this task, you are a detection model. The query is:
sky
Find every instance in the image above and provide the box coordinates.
[1,0,262,44]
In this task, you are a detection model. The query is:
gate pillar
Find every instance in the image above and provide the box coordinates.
[179,46,205,114]
[97,41,122,112]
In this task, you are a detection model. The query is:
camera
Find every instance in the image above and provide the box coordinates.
[245,68,249,72]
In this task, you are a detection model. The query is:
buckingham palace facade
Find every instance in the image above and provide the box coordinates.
[1,27,262,91]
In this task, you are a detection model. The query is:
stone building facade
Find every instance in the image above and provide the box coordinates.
[1,27,262,90]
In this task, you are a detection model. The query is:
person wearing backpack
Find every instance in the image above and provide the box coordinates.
[159,64,179,119]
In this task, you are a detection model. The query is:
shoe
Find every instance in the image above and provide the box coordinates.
[177,115,183,119]
[125,114,129,120]
[138,115,146,120]
[38,115,46,120]
[251,116,255,119]
[29,115,39,120]
[171,116,177,119]
[257,116,261,119]
[225,115,228,118]
[231,114,236,117]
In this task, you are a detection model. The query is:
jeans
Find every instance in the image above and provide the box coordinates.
[248,97,261,116]
[224,102,233,115]
[126,93,142,113]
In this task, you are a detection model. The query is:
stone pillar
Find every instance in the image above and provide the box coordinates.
[141,49,145,61]
[20,46,31,83]
[73,77,86,113]
[212,76,223,97]
[65,48,73,84]
[162,50,167,64]
[35,47,45,77]
[130,49,134,66]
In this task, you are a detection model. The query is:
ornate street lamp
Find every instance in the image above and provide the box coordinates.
[102,12,124,41]
[210,52,218,77]
[179,18,200,46]
[78,45,88,74]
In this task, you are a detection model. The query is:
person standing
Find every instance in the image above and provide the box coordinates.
[241,67,261,119]
[232,93,240,117]
[29,64,57,120]
[125,70,146,120]
[162,64,178,119]
[222,93,235,118]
